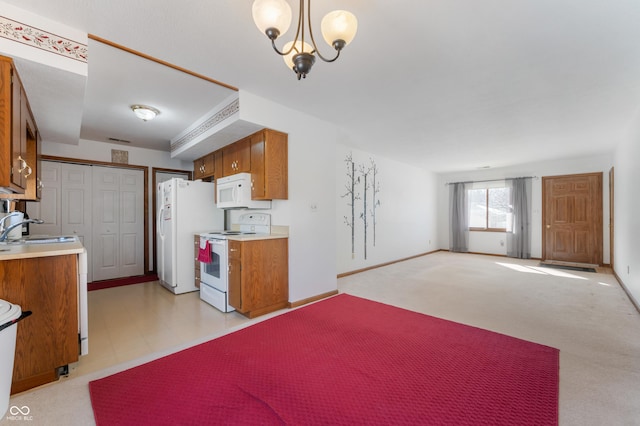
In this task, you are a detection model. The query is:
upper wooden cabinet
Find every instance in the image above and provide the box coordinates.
[193,152,215,180]
[192,128,288,200]
[0,55,40,199]
[222,136,251,176]
[250,129,288,200]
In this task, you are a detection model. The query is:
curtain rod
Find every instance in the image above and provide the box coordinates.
[445,176,538,185]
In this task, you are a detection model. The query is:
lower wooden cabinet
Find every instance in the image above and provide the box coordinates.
[0,255,79,394]
[228,238,288,318]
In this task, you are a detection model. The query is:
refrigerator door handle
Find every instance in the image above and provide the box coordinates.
[158,206,165,239]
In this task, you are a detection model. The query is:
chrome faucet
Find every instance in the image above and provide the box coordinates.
[0,219,44,242]
[0,212,22,231]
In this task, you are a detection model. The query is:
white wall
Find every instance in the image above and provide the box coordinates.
[437,154,613,262]
[336,145,438,274]
[238,91,338,303]
[613,116,640,306]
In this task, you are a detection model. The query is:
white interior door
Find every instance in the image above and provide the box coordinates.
[61,163,93,282]
[26,161,62,235]
[92,166,120,281]
[118,169,144,277]
[92,166,144,281]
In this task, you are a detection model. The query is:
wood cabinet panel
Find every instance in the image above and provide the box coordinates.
[11,67,23,190]
[214,149,223,179]
[0,55,39,198]
[250,129,288,200]
[191,128,288,200]
[222,137,250,176]
[0,57,20,192]
[228,240,242,309]
[0,255,79,394]
[7,89,40,201]
[228,238,288,318]
[193,152,215,180]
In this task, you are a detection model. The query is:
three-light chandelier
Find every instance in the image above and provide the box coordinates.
[252,0,358,80]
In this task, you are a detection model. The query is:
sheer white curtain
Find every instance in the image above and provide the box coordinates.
[449,182,469,252]
[506,177,532,258]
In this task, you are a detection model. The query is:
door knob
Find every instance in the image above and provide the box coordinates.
[546,225,551,229]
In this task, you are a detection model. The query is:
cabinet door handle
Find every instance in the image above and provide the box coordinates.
[18,156,27,173]
[37,178,43,190]
[23,164,32,178]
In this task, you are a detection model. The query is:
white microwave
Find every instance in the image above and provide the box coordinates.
[216,173,271,209]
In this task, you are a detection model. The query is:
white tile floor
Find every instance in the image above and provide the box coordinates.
[72,282,254,377]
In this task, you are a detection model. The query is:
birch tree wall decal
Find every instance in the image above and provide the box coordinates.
[370,159,381,247]
[341,153,360,258]
[359,162,373,259]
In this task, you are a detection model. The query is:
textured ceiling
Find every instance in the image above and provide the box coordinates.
[3,0,640,172]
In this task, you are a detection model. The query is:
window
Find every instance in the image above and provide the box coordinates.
[468,187,511,231]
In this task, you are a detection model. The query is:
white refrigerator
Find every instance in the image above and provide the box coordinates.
[157,178,223,294]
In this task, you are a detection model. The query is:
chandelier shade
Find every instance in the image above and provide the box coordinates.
[252,0,292,38]
[252,0,358,79]
[321,10,358,48]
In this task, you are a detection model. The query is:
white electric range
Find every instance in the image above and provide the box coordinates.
[198,213,271,312]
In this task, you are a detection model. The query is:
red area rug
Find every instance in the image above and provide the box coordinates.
[89,294,558,425]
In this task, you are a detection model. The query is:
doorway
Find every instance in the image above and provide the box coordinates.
[541,172,603,266]
[27,159,148,282]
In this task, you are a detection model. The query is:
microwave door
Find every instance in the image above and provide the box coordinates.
[232,184,239,205]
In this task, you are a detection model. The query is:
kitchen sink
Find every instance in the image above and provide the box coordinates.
[0,236,77,245]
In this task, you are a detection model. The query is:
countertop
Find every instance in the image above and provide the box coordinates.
[0,238,85,260]
[225,232,289,242]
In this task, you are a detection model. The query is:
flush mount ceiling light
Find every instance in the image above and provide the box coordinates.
[131,105,160,121]
[252,0,358,80]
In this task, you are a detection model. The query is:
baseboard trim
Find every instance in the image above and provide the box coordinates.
[613,269,640,314]
[337,250,441,278]
[289,290,339,309]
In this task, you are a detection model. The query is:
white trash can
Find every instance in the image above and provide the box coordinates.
[0,299,21,417]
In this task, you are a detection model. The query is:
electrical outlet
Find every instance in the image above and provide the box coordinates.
[310,203,318,212]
